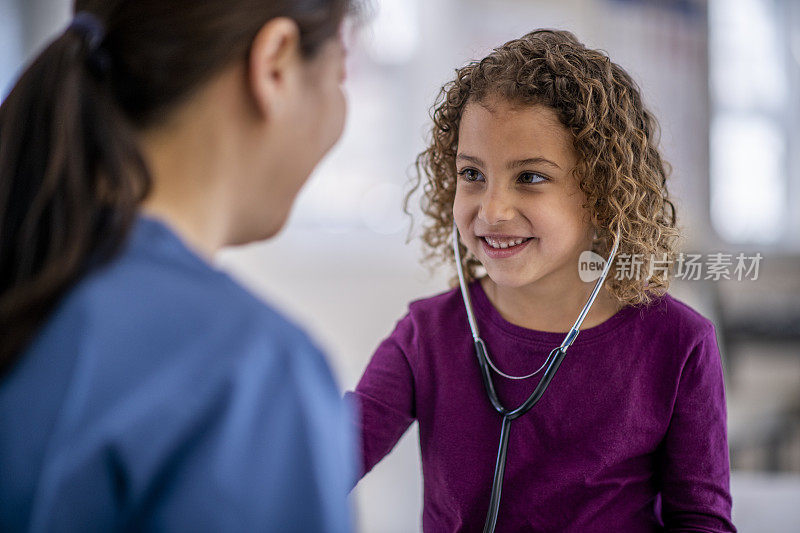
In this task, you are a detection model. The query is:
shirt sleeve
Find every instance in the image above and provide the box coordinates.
[658,325,736,532]
[344,313,417,481]
[32,330,355,533]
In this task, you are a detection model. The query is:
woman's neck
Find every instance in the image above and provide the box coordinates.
[480,275,623,333]
[136,61,271,259]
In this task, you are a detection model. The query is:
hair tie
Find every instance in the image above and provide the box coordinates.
[68,12,111,75]
[69,12,106,53]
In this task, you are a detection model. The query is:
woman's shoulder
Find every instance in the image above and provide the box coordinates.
[55,217,323,368]
[21,219,338,445]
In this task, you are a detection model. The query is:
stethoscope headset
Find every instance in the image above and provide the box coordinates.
[451,222,621,533]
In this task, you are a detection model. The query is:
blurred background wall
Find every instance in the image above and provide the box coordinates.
[2,0,798,531]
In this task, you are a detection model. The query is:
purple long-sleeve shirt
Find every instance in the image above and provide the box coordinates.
[346,281,735,532]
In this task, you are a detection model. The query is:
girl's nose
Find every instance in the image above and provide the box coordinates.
[478,187,515,225]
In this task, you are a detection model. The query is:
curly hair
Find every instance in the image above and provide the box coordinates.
[407,29,680,306]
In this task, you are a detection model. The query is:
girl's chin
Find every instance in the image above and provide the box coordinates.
[482,271,543,290]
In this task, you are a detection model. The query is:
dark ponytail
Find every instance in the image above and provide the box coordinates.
[0,0,351,376]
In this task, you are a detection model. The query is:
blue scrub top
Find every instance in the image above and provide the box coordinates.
[0,216,354,532]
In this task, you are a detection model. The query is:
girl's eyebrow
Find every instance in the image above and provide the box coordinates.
[456,154,485,167]
[456,153,561,170]
[508,157,561,170]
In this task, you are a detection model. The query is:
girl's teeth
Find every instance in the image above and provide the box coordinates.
[485,237,527,249]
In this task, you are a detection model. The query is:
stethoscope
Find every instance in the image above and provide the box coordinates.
[451,223,621,533]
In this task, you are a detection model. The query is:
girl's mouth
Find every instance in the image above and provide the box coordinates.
[480,236,534,258]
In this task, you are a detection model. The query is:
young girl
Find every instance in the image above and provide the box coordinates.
[347,30,735,532]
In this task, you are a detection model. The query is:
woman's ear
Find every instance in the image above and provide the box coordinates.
[248,17,302,120]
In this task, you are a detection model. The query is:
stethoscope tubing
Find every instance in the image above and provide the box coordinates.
[451,222,620,533]
[484,415,512,533]
[474,340,566,419]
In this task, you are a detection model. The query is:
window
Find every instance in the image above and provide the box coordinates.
[709,0,799,248]
[0,0,24,101]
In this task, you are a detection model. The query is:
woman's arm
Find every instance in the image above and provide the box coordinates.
[345,313,417,481]
[658,325,736,532]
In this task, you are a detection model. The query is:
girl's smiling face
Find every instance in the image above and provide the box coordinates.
[453,97,594,291]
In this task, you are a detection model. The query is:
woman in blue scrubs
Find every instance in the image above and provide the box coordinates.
[0,1,354,531]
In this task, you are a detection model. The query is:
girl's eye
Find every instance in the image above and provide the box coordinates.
[458,168,484,182]
[518,172,547,184]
